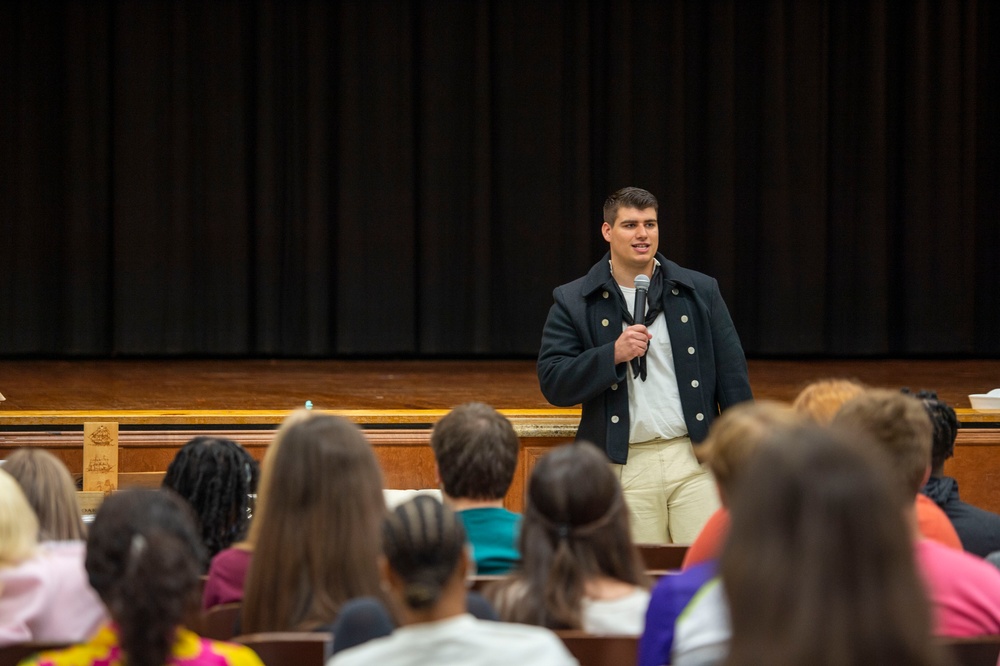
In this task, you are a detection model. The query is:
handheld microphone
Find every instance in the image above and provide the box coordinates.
[633,274,650,325]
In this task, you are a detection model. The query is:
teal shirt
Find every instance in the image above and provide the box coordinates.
[456,507,522,575]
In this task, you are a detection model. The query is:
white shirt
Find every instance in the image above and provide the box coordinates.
[328,613,579,666]
[672,578,730,666]
[581,587,651,635]
[620,284,687,442]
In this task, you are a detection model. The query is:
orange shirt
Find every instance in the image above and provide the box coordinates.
[916,493,963,551]
[681,507,730,570]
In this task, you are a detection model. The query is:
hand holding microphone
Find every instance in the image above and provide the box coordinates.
[613,274,653,366]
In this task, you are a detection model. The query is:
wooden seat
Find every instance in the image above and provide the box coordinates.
[233,632,333,666]
[637,543,689,570]
[555,630,639,666]
[938,635,1000,666]
[0,643,71,666]
[199,602,243,640]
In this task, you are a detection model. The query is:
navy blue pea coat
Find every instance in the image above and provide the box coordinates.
[537,252,753,464]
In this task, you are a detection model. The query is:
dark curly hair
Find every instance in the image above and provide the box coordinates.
[162,436,259,560]
[901,389,959,471]
[86,490,205,666]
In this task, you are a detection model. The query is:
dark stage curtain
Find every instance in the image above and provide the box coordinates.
[1,1,997,357]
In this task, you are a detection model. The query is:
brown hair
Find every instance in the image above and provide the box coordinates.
[86,490,205,666]
[4,448,85,541]
[703,401,804,502]
[722,425,940,666]
[603,187,659,226]
[241,414,387,632]
[490,442,647,629]
[431,403,519,500]
[243,409,314,549]
[831,389,933,496]
[792,378,867,425]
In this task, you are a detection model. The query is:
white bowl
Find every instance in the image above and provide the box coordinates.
[969,389,1000,410]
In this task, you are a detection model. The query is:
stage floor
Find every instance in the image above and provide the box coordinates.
[1,358,997,413]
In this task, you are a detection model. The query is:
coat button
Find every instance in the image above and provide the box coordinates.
[688,347,695,354]
[611,383,618,391]
[691,380,700,388]
[601,319,609,327]
[696,413,705,421]
[681,315,689,323]
[603,291,609,299]
[671,288,680,296]
[611,415,620,424]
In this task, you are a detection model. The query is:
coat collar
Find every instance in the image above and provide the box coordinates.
[581,252,694,297]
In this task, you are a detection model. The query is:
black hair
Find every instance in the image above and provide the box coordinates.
[162,436,259,560]
[901,389,959,470]
[603,187,659,225]
[86,490,205,666]
[382,496,466,610]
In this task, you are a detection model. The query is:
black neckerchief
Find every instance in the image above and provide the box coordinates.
[614,266,664,381]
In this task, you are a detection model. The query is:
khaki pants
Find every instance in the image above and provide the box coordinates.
[611,436,720,544]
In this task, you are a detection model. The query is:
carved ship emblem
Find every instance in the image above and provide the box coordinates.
[86,454,116,474]
[89,425,113,446]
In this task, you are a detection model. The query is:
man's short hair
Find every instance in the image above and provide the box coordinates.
[603,187,659,226]
[431,403,519,501]
[831,389,933,496]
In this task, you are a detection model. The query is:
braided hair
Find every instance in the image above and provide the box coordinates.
[902,389,959,470]
[162,436,259,559]
[86,490,205,666]
[383,495,467,611]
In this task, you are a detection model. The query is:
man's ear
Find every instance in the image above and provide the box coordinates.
[921,464,931,487]
[602,221,612,242]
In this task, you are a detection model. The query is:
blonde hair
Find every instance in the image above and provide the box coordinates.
[0,468,40,567]
[703,401,805,502]
[792,378,867,425]
[4,448,85,541]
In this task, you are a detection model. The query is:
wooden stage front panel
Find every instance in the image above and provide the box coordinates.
[1,360,999,514]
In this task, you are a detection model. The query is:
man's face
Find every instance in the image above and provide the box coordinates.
[602,206,659,274]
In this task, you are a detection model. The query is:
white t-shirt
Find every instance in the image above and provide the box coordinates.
[328,613,578,666]
[619,284,687,442]
[581,587,651,635]
[672,578,730,666]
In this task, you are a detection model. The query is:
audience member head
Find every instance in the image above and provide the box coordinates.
[792,378,867,425]
[0,468,39,568]
[382,495,468,622]
[86,490,205,666]
[702,400,804,506]
[242,413,386,632]
[161,436,259,559]
[3,448,85,541]
[431,402,519,502]
[831,389,933,497]
[603,186,658,225]
[722,425,939,666]
[499,441,647,629]
[902,389,959,474]
[244,409,313,549]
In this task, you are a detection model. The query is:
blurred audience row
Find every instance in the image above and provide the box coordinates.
[2,381,1000,666]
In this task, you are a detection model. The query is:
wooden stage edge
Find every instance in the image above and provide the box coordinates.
[2,359,1000,514]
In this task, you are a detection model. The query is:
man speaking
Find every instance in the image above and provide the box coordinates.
[537,187,752,544]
